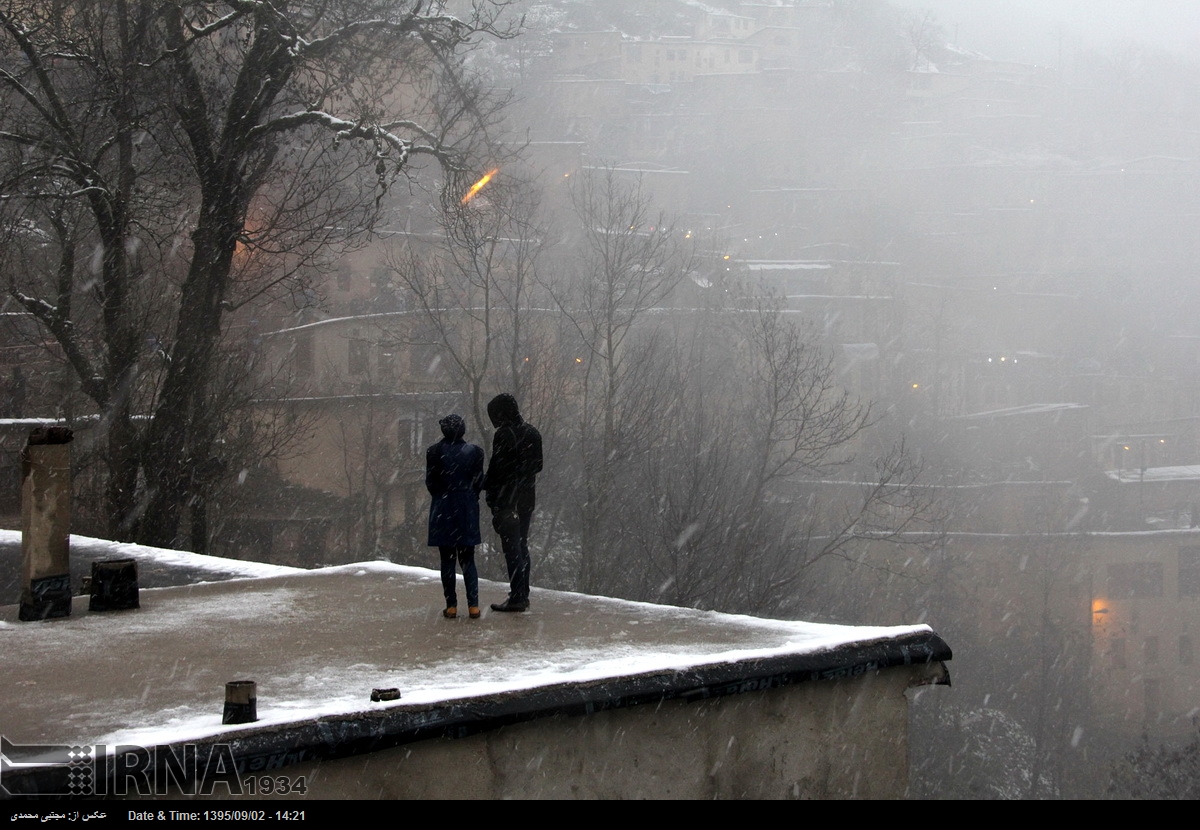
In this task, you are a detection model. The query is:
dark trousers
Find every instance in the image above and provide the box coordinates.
[439,545,478,608]
[492,507,532,603]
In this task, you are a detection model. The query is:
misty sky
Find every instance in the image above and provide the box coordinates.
[890,0,1200,65]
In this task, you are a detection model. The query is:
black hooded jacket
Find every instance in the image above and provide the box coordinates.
[485,394,543,513]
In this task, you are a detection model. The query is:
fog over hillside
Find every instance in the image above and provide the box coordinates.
[5,0,1200,800]
[494,0,1200,799]
[891,0,1200,64]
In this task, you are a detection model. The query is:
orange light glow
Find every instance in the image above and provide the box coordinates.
[1092,598,1110,624]
[461,168,499,204]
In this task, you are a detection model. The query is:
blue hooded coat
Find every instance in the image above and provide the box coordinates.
[425,414,485,546]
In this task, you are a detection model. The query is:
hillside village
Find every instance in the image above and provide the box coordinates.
[3,0,1200,798]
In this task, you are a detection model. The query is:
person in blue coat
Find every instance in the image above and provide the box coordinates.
[426,413,486,619]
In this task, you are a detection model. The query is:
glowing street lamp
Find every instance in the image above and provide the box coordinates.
[461,168,499,205]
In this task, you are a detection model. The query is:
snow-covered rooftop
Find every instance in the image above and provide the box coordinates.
[953,403,1088,420]
[0,532,300,606]
[1106,465,1200,484]
[1,543,944,765]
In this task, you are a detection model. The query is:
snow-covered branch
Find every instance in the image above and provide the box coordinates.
[0,12,81,149]
[9,290,106,404]
[0,129,49,150]
[248,110,450,170]
[181,8,243,39]
[0,68,61,131]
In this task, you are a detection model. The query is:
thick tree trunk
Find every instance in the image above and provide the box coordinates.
[106,413,141,542]
[137,218,237,549]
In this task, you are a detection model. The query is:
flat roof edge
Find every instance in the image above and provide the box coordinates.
[2,631,950,799]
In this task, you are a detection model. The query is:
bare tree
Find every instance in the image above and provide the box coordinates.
[387,172,549,442]
[547,167,694,592]
[594,294,935,614]
[0,0,517,547]
[906,10,943,70]
[1110,726,1200,799]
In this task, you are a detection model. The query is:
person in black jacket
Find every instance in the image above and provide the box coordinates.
[484,393,542,612]
[426,413,486,619]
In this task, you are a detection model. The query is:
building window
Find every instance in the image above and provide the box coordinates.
[1144,637,1159,664]
[412,329,443,377]
[293,333,313,375]
[398,417,424,457]
[1110,638,1126,669]
[739,48,753,64]
[1180,547,1200,597]
[1144,678,1161,719]
[371,266,400,311]
[1107,562,1163,598]
[348,335,369,375]
[378,349,397,379]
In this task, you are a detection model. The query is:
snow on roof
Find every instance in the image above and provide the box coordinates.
[262,306,561,337]
[0,530,302,583]
[2,558,937,751]
[263,391,459,406]
[953,403,1089,420]
[261,310,415,336]
[1106,465,1200,484]
[746,260,830,270]
[784,294,893,301]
